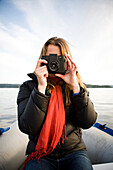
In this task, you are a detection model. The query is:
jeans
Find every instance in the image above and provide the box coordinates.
[25,151,93,170]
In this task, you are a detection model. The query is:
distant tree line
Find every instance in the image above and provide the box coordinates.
[85,84,113,88]
[0,84,113,88]
[0,84,20,88]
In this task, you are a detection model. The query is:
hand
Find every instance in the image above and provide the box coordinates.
[34,59,48,94]
[55,53,80,93]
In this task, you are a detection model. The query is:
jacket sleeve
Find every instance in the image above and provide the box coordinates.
[17,81,50,136]
[71,87,97,129]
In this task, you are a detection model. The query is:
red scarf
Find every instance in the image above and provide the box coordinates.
[22,85,67,169]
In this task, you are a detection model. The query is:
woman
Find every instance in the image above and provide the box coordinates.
[17,37,97,170]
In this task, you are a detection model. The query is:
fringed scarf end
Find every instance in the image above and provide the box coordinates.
[22,151,40,170]
[61,124,68,144]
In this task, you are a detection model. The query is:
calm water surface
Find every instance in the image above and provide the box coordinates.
[0,88,113,129]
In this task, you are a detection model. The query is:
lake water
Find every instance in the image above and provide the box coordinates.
[0,88,113,129]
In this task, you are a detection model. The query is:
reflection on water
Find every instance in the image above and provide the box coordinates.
[0,88,19,128]
[0,88,113,129]
[88,88,113,129]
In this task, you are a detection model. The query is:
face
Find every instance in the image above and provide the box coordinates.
[46,44,61,56]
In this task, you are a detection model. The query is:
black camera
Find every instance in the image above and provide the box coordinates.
[41,54,67,74]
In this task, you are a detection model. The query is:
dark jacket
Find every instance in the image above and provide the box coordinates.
[17,73,97,158]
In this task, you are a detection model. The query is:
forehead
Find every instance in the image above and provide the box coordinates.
[46,44,61,55]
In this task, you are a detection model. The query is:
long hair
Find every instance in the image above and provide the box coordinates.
[39,37,88,106]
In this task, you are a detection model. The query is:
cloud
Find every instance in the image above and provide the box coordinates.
[0,0,113,84]
[0,22,40,58]
[0,52,32,83]
[0,22,41,83]
[10,0,113,57]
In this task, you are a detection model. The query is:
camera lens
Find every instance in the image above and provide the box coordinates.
[49,61,59,72]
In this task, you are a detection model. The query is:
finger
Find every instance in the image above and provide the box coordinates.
[66,57,72,70]
[36,59,48,69]
[64,52,67,57]
[64,53,71,69]
[35,65,47,73]
[55,74,63,79]
[44,71,48,78]
[64,53,78,71]
[66,55,77,69]
[36,69,48,78]
[66,54,74,64]
[72,64,77,72]
[66,55,74,64]
[38,65,47,70]
[35,66,48,76]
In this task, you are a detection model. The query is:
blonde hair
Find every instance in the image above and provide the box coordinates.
[39,37,88,106]
[39,37,72,59]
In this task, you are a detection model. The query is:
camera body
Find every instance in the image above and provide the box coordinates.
[41,54,67,75]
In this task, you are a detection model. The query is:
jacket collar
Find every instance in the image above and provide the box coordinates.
[27,73,37,82]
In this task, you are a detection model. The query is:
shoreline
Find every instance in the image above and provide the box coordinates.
[0,84,113,88]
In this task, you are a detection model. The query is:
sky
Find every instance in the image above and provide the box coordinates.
[0,0,113,85]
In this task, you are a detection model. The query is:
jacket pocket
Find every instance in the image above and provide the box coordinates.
[74,128,82,140]
[61,130,80,151]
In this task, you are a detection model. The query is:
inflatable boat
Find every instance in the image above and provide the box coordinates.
[0,121,113,170]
